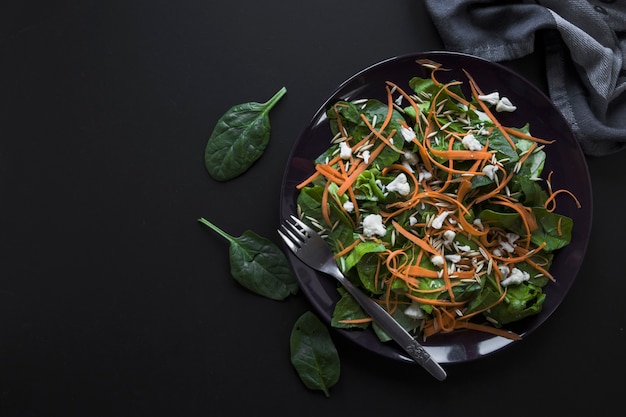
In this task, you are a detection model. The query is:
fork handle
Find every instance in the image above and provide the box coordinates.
[332,271,447,381]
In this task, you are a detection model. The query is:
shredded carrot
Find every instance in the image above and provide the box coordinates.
[428,147,494,161]
[339,317,374,324]
[454,321,522,340]
[333,237,362,259]
[315,163,345,185]
[544,188,582,212]
[391,220,439,256]
[503,126,555,145]
[405,293,465,307]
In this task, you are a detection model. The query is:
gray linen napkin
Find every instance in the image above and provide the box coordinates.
[423,0,626,156]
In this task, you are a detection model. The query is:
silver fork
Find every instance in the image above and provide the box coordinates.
[278,215,447,381]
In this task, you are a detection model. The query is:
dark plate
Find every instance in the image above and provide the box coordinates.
[279,51,592,364]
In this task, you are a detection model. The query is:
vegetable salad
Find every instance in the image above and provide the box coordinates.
[295,60,579,341]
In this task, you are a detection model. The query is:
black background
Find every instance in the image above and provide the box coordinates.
[1,1,624,416]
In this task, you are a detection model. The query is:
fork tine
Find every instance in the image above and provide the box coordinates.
[280,222,304,246]
[277,229,300,253]
[283,217,308,241]
[289,214,316,235]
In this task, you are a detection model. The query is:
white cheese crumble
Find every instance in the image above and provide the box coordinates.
[501,268,530,287]
[339,141,352,160]
[362,214,386,237]
[343,201,354,212]
[461,133,483,151]
[386,173,411,196]
[360,150,371,164]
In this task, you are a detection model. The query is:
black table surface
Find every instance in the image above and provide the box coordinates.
[1,1,624,416]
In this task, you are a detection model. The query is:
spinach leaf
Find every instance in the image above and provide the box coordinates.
[331,287,369,329]
[341,240,386,273]
[290,311,340,397]
[198,217,298,300]
[356,252,385,294]
[532,207,573,250]
[486,282,546,325]
[408,76,439,98]
[204,86,286,181]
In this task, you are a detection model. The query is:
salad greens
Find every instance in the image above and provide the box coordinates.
[290,311,340,397]
[204,86,286,181]
[295,60,578,341]
[198,217,298,300]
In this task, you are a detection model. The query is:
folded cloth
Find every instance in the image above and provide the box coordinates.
[423,0,626,156]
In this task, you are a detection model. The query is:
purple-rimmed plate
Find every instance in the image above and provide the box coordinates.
[279,51,592,364]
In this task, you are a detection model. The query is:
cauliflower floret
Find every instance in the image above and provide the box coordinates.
[360,150,371,164]
[386,173,411,196]
[339,141,352,159]
[462,133,483,151]
[501,268,530,287]
[496,97,517,112]
[430,255,445,267]
[431,211,452,229]
[400,125,417,143]
[443,230,456,243]
[362,214,386,237]
[478,91,500,106]
[482,164,498,181]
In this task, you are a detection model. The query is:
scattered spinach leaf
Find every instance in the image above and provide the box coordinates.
[290,311,340,397]
[198,217,298,300]
[204,86,286,181]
